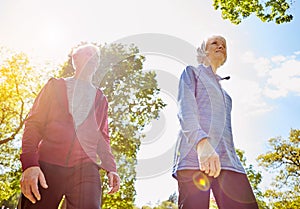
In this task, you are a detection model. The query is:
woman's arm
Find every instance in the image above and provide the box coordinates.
[177,66,208,147]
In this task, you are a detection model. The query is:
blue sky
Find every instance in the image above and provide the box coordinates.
[1,0,300,207]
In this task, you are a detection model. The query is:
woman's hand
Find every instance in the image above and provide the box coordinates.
[196,138,221,178]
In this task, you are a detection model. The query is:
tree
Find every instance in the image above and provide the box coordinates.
[141,206,152,209]
[58,42,166,208]
[153,200,178,209]
[236,149,268,209]
[0,51,50,207]
[209,199,218,209]
[167,192,177,204]
[0,53,43,146]
[213,0,294,24]
[257,129,300,209]
[152,193,178,209]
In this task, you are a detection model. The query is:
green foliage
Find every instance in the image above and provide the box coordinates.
[139,200,178,209]
[137,193,179,209]
[0,51,48,207]
[59,42,166,208]
[209,199,218,209]
[236,149,262,194]
[167,192,177,204]
[141,206,152,209]
[153,200,178,209]
[213,0,293,24]
[236,149,268,209]
[0,53,43,146]
[0,142,22,208]
[257,129,300,209]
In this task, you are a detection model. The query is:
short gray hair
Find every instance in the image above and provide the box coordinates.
[196,40,207,64]
[72,43,100,60]
[71,43,100,70]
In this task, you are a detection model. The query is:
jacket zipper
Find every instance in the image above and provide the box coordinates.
[65,120,77,166]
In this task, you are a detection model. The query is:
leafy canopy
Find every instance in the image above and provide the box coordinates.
[213,0,293,24]
[0,51,49,207]
[257,129,300,209]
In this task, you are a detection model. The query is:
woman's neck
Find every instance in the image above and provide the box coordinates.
[203,60,218,74]
[210,64,218,74]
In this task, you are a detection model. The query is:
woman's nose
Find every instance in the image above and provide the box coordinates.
[218,44,224,49]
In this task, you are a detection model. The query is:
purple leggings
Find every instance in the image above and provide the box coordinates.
[18,161,102,209]
[177,170,259,209]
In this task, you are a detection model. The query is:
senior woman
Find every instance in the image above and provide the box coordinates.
[173,35,259,209]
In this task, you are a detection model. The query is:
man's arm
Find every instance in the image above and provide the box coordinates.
[96,92,117,172]
[20,79,54,202]
[20,78,54,170]
[96,91,120,193]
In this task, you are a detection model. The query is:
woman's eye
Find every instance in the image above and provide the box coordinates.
[211,41,217,45]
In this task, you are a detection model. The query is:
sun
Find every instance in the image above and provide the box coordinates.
[39,23,67,49]
[34,22,72,62]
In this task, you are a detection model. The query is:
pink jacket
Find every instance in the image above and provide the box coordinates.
[20,78,117,172]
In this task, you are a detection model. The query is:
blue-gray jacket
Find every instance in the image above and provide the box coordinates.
[173,65,245,178]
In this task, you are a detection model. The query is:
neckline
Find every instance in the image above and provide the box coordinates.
[199,64,222,81]
[65,77,96,88]
[61,79,101,113]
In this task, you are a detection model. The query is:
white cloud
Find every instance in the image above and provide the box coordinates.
[254,57,272,77]
[240,51,271,77]
[263,87,288,99]
[271,55,286,64]
[228,79,273,116]
[240,51,300,99]
[263,59,300,98]
[241,51,256,63]
[294,51,300,55]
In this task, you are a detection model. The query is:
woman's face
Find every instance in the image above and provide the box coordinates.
[206,36,227,67]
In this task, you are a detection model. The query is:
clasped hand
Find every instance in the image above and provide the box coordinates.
[196,138,221,178]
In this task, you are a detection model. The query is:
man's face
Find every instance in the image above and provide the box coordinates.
[206,36,227,67]
[73,50,100,74]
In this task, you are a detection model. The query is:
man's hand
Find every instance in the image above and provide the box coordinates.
[107,172,120,194]
[197,138,221,178]
[20,166,48,204]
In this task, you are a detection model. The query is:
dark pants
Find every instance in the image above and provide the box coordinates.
[177,170,259,209]
[18,161,102,209]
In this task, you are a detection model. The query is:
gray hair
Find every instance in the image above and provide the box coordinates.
[72,43,100,60]
[71,43,100,70]
[196,40,207,64]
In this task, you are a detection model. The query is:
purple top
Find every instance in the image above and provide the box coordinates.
[173,64,245,178]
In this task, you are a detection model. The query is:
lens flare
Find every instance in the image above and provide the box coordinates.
[192,172,210,191]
